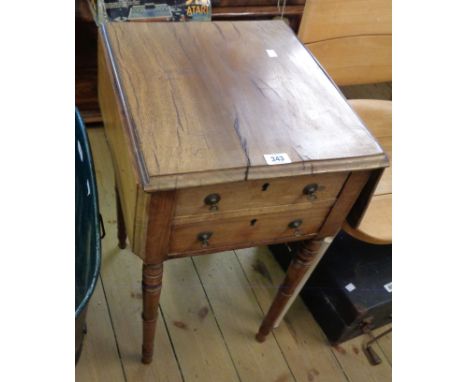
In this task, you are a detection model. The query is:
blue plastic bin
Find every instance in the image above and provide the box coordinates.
[75,109,102,363]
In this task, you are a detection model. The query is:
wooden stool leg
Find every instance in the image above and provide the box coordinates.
[256,238,324,342]
[141,263,163,364]
[115,187,127,249]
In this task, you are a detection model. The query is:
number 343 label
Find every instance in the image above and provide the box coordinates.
[263,153,292,165]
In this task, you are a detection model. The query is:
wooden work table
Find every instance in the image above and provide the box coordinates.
[98,20,388,364]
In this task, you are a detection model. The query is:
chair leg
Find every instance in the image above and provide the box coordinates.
[256,238,324,342]
[141,263,164,364]
[115,187,127,249]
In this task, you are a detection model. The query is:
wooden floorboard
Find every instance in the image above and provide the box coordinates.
[99,247,184,382]
[375,324,392,365]
[83,129,184,382]
[75,277,126,382]
[193,252,296,382]
[330,335,391,382]
[235,247,392,382]
[77,128,392,382]
[236,247,391,382]
[160,257,241,382]
[236,246,349,382]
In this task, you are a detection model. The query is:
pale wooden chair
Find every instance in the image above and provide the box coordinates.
[344,99,391,243]
[298,0,392,243]
[298,0,392,87]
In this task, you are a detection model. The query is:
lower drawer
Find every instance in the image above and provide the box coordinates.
[169,204,332,255]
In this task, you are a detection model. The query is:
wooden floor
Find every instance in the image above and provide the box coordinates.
[76,124,391,382]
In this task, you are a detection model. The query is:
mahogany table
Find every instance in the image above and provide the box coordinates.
[98,20,388,364]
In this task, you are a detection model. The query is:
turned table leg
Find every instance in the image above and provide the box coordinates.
[141,263,164,364]
[138,191,176,364]
[256,238,326,342]
[115,187,127,249]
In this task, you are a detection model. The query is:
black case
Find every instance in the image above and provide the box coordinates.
[270,231,392,344]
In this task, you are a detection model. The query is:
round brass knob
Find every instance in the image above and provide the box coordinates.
[288,219,303,229]
[197,232,213,248]
[303,183,318,201]
[204,193,221,211]
[288,219,303,236]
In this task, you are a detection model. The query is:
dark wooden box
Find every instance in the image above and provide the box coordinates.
[270,231,392,344]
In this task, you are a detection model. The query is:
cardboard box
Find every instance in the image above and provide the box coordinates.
[100,0,211,22]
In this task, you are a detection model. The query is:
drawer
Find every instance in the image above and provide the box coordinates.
[174,172,348,217]
[169,203,332,255]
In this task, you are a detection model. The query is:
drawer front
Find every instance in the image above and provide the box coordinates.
[169,204,332,255]
[174,172,348,217]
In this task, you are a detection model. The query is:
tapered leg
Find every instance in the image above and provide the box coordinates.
[256,238,324,342]
[139,191,176,364]
[141,263,163,364]
[115,187,127,249]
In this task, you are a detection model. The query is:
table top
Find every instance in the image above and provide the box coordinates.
[101,20,387,191]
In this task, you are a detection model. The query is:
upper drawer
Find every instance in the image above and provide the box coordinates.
[174,172,348,217]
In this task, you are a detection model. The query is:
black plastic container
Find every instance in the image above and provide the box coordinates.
[75,109,101,363]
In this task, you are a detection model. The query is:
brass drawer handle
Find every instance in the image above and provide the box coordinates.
[303,183,318,201]
[204,193,221,211]
[288,219,303,237]
[197,232,213,248]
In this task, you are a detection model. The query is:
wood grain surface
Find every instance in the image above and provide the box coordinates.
[317,170,371,238]
[347,100,392,241]
[159,257,241,381]
[98,39,139,246]
[214,0,304,6]
[374,324,392,365]
[305,36,392,86]
[298,0,391,43]
[357,194,392,241]
[212,5,304,18]
[174,172,348,217]
[298,0,392,86]
[349,99,391,196]
[193,252,296,382]
[100,21,387,191]
[299,0,392,86]
[169,203,331,254]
